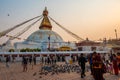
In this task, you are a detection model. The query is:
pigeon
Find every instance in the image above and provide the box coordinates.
[33,72,37,76]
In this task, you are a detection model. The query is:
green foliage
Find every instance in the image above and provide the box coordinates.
[20,48,41,52]
[9,49,15,52]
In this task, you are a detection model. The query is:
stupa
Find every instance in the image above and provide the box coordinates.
[14,7,76,51]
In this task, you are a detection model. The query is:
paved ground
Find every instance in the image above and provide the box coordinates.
[0,62,120,80]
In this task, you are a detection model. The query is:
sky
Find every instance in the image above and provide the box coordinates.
[0,0,120,44]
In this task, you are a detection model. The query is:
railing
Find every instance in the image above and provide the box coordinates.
[0,51,109,55]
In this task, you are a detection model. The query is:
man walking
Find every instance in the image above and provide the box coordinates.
[22,56,28,72]
[78,53,87,78]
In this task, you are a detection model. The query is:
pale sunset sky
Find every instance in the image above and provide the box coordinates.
[0,0,120,44]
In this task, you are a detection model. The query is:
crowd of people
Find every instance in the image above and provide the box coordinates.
[2,52,120,80]
[86,52,120,80]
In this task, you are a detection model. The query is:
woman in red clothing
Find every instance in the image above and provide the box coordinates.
[117,52,120,70]
[112,54,119,75]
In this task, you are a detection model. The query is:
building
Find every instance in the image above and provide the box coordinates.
[106,39,120,53]
[76,38,110,53]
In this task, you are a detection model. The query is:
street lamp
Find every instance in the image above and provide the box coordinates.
[48,34,51,51]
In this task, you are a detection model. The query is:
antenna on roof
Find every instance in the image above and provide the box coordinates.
[115,29,118,40]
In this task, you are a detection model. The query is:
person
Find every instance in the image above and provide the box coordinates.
[105,53,109,63]
[107,60,113,74]
[0,57,1,62]
[117,52,120,70]
[22,56,28,72]
[88,53,93,75]
[29,56,32,64]
[112,54,119,75]
[12,56,15,63]
[47,56,51,65]
[6,56,10,68]
[78,53,87,78]
[33,56,36,65]
[92,52,105,80]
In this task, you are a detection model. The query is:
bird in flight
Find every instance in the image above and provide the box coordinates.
[7,14,10,16]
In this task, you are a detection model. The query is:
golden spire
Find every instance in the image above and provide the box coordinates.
[39,7,52,30]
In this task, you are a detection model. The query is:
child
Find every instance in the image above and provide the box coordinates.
[107,61,113,74]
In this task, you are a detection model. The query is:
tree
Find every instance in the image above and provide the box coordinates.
[9,49,14,52]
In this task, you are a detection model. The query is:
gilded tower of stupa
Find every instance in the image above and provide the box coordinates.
[39,7,52,30]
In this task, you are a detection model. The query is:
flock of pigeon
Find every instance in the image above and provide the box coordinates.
[33,64,82,79]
